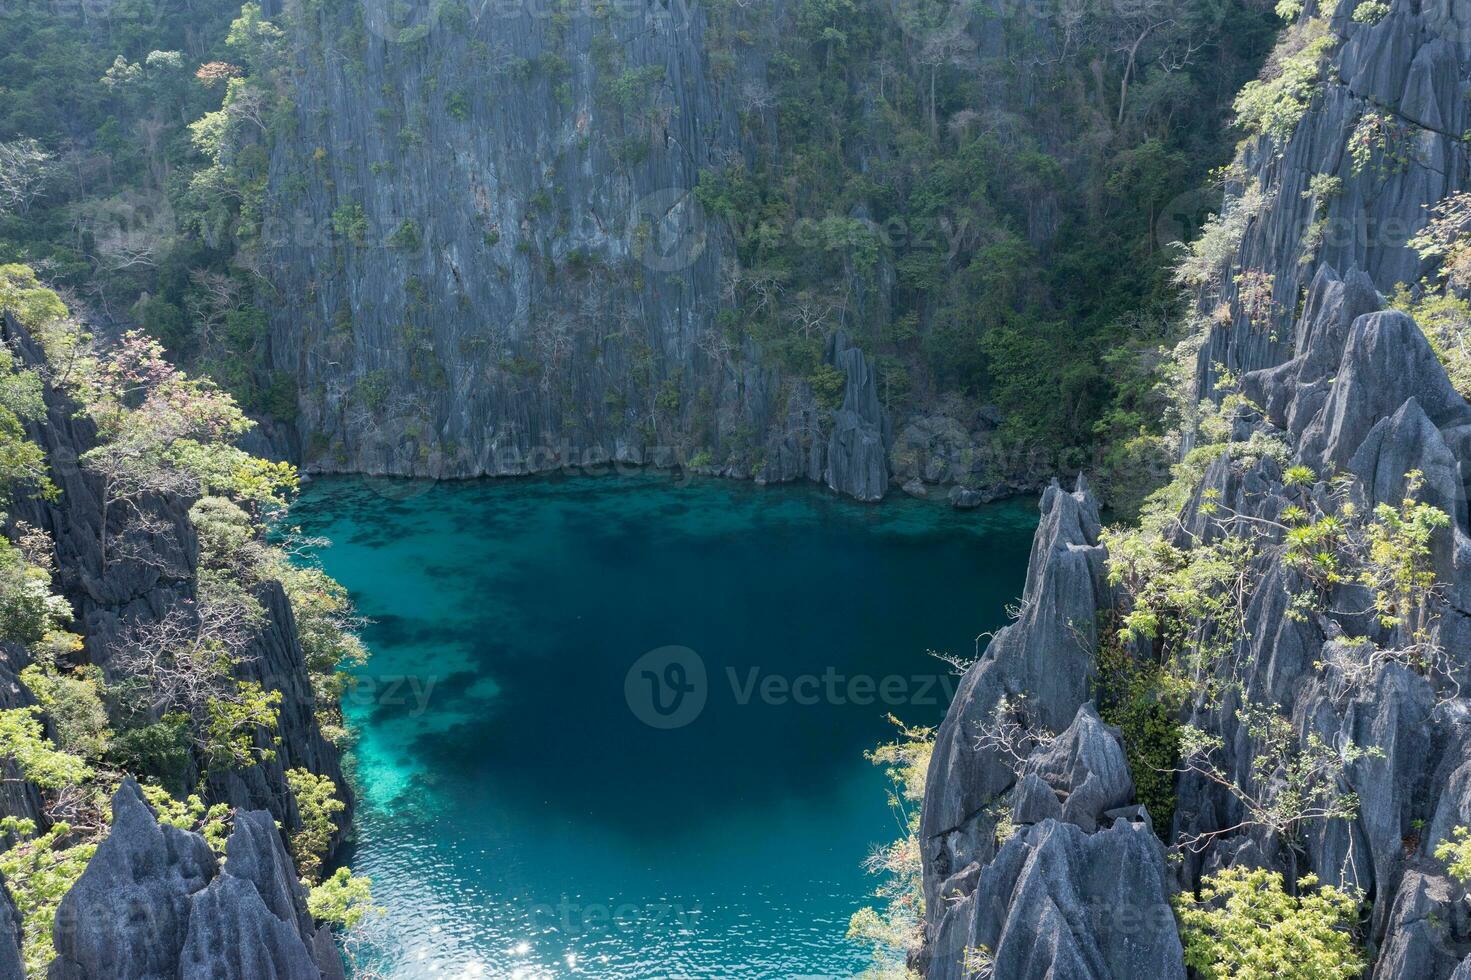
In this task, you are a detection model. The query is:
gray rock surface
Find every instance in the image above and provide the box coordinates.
[1013,705,1134,834]
[1193,1,1471,396]
[920,478,1113,961]
[824,333,890,502]
[921,7,1471,973]
[50,779,218,980]
[51,781,340,980]
[927,819,1183,980]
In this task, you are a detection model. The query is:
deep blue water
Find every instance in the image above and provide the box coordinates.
[289,474,1037,979]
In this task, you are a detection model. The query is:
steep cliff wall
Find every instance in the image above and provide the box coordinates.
[0,296,354,975]
[1194,0,1471,391]
[919,2,1471,977]
[259,0,897,498]
[254,0,1275,504]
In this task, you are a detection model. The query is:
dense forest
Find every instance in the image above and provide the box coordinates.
[3,0,1471,978]
[0,0,1281,507]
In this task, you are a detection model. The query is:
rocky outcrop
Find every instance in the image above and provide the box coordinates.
[50,779,218,979]
[924,704,1179,979]
[1011,705,1136,834]
[921,0,1471,967]
[51,780,341,980]
[1194,0,1471,395]
[824,333,890,502]
[929,818,1183,980]
[0,311,351,841]
[919,479,1113,972]
[1194,2,1471,394]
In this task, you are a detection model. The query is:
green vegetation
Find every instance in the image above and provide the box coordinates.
[1232,16,1338,145]
[285,768,346,882]
[692,0,1276,499]
[847,717,931,980]
[307,866,379,930]
[1393,192,1471,399]
[1435,826,1471,883]
[1097,635,1182,830]
[1175,867,1364,980]
[0,818,96,977]
[0,269,370,972]
[0,0,294,416]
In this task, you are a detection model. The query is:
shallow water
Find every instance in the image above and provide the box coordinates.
[289,473,1038,979]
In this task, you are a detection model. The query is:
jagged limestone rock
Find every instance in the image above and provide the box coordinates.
[921,478,1111,954]
[50,779,218,980]
[824,333,890,502]
[1012,705,1135,834]
[51,781,340,980]
[926,819,1183,980]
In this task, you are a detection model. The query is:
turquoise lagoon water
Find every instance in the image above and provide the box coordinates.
[289,474,1038,979]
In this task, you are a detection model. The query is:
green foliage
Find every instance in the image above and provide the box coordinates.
[1361,472,1451,630]
[1174,867,1364,980]
[387,219,422,251]
[1351,1,1391,24]
[307,867,378,929]
[848,717,931,979]
[356,370,390,412]
[692,0,1277,474]
[1232,22,1337,145]
[285,768,345,882]
[330,203,369,246]
[140,784,232,854]
[1096,636,1181,831]
[444,89,471,121]
[0,818,96,976]
[0,708,92,790]
[19,664,109,760]
[1390,284,1471,399]
[0,541,72,649]
[106,715,194,791]
[1348,112,1412,179]
[1174,183,1274,289]
[204,679,281,770]
[1411,192,1471,293]
[1435,826,1471,883]
[808,363,846,410]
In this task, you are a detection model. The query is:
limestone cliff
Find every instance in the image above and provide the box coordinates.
[0,308,351,976]
[919,2,1471,977]
[256,0,892,500]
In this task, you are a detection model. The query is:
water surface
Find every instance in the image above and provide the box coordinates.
[290,474,1037,979]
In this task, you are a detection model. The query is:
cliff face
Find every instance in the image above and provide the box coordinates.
[0,309,351,976]
[257,0,892,499]
[0,312,350,832]
[1195,0,1470,392]
[920,3,1471,977]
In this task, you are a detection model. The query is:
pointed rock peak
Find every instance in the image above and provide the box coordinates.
[110,774,158,830]
[223,810,312,931]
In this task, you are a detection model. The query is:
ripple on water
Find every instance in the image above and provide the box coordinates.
[292,474,1037,978]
